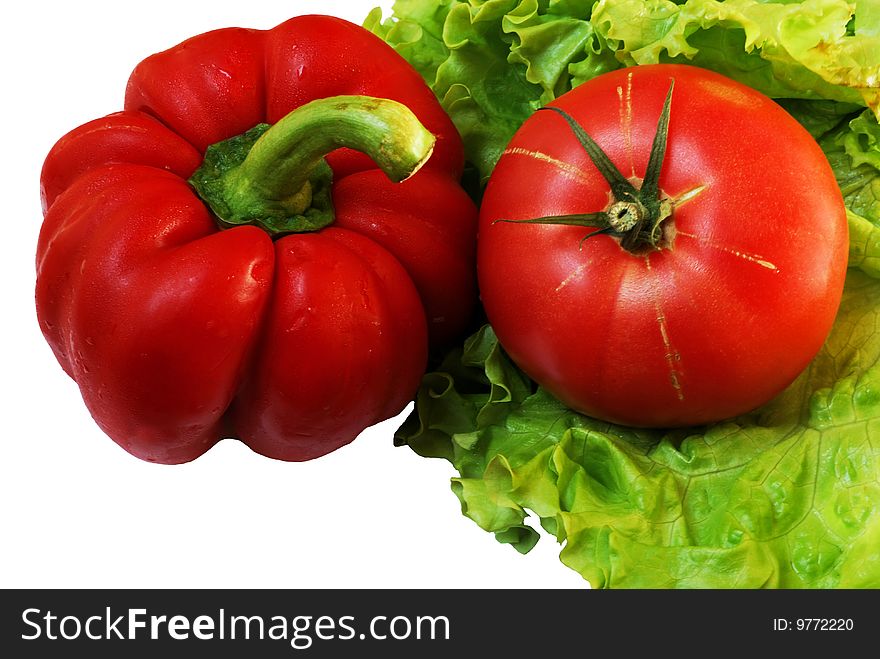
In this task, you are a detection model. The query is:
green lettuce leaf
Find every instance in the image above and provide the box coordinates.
[369,0,614,181]
[398,274,880,587]
[819,109,880,276]
[592,0,880,107]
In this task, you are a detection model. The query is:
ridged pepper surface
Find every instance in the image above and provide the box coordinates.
[37,15,477,464]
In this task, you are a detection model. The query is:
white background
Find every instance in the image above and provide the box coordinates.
[1,1,586,589]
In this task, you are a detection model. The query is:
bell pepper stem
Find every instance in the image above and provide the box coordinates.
[229,95,435,211]
[189,95,436,237]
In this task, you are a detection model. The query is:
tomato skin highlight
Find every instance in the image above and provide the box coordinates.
[478,64,849,428]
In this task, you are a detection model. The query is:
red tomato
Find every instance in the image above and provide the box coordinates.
[477,64,849,428]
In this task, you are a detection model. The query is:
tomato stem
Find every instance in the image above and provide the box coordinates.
[498,80,675,254]
[607,200,645,232]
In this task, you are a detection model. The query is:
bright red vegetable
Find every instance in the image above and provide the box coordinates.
[478,64,848,428]
[37,15,477,464]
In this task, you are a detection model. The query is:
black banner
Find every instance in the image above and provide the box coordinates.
[0,588,873,656]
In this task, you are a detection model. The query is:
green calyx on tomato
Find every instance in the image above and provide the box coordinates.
[493,81,677,254]
[189,95,436,237]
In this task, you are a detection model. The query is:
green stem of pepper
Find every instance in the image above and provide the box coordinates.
[189,95,436,237]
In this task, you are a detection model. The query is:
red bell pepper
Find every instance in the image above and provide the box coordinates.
[36,15,477,465]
